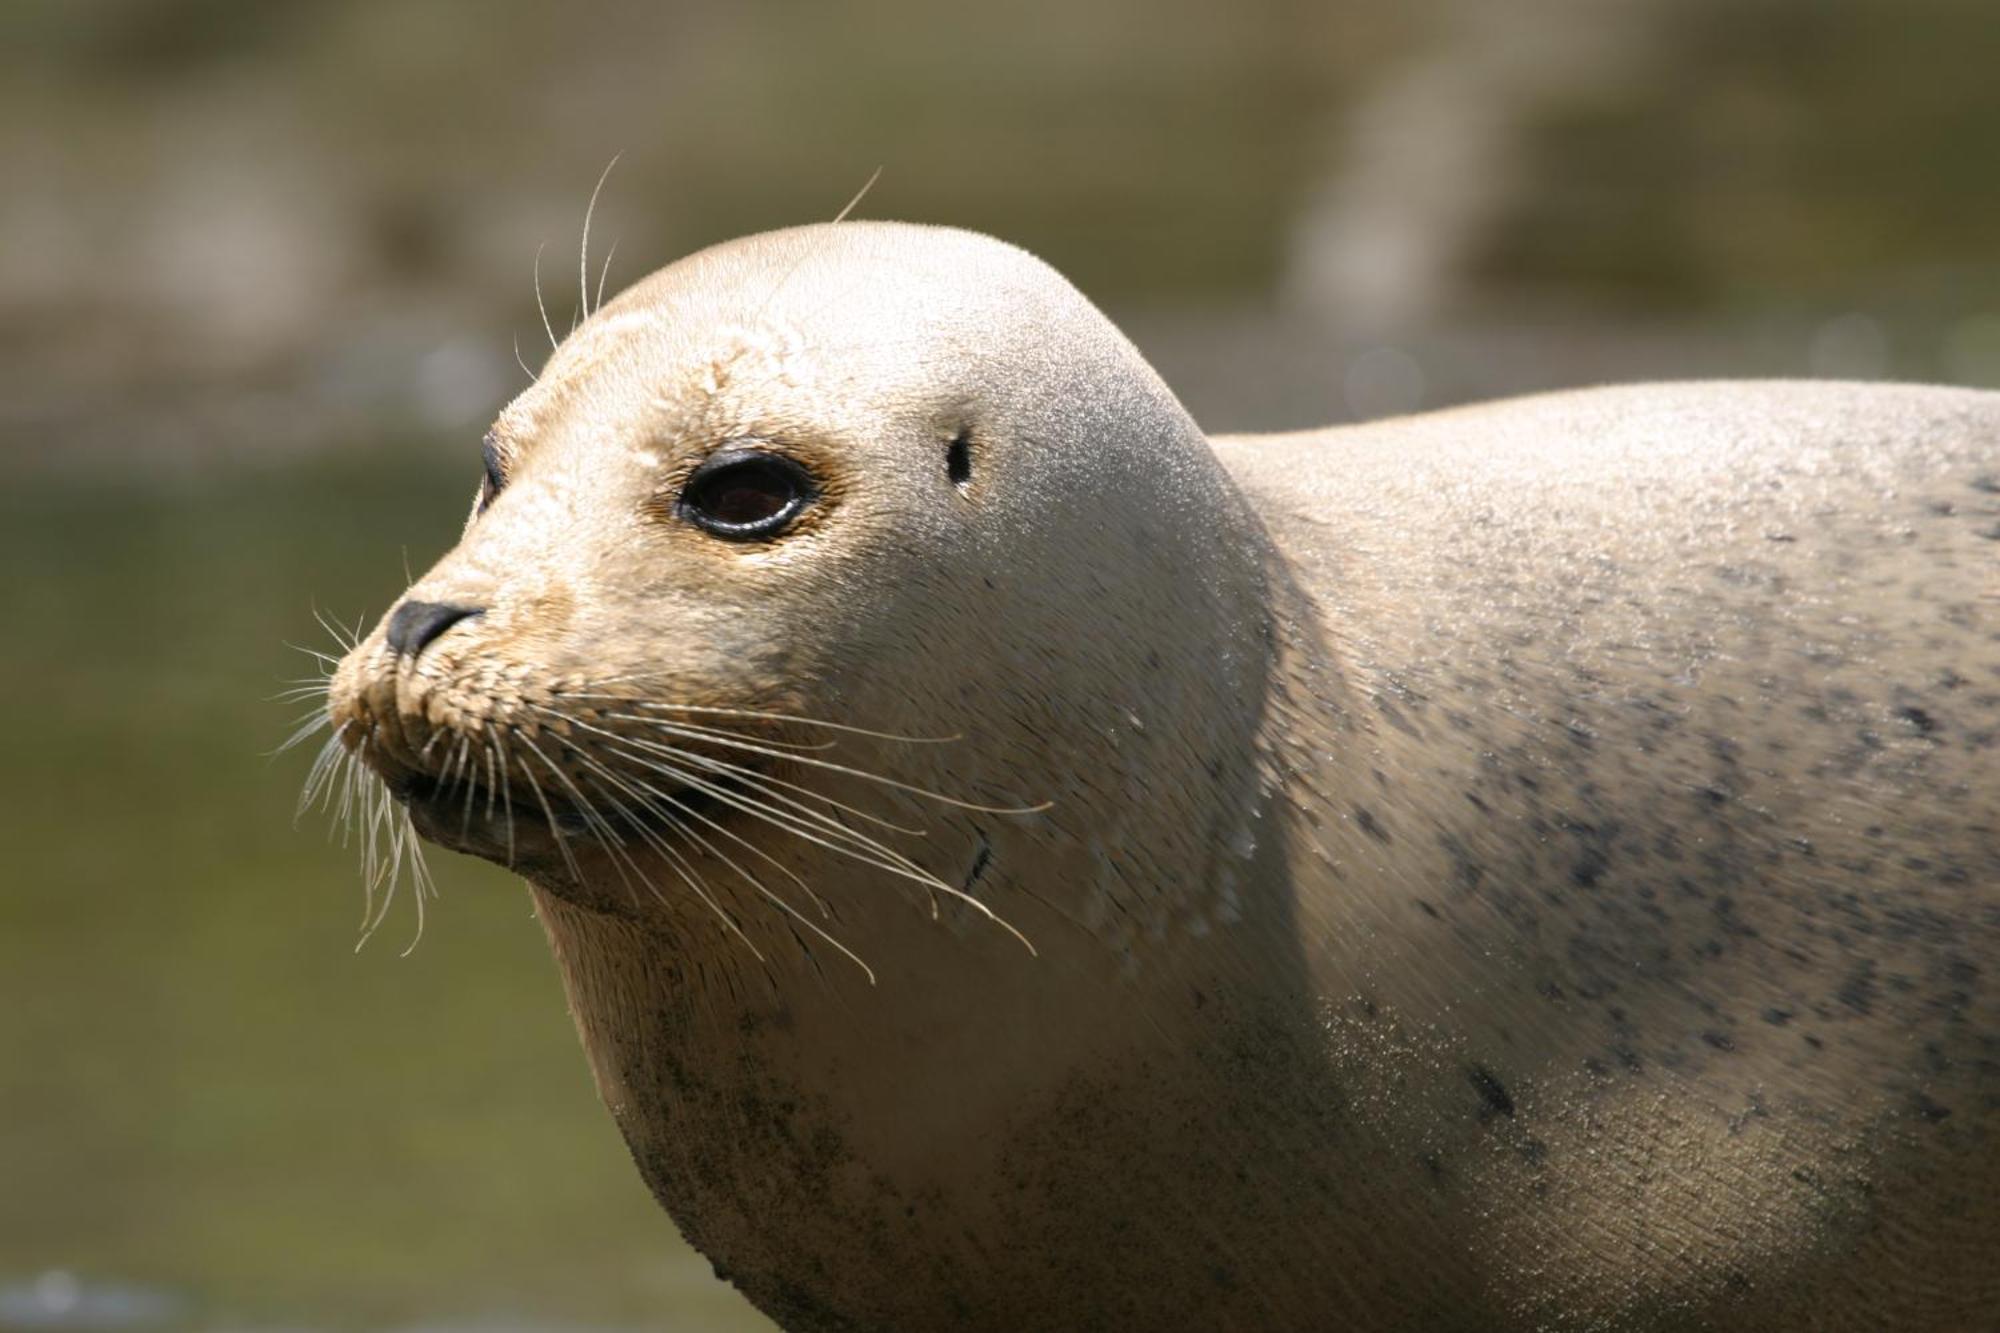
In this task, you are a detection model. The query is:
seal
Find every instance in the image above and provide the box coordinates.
[318,222,2000,1331]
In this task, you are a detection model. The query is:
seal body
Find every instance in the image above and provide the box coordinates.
[324,223,1999,1331]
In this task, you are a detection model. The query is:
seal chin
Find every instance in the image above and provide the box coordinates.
[394,771,564,866]
[390,765,724,881]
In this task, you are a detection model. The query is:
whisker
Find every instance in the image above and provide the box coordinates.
[532,703,928,844]
[552,706,934,871]
[548,703,842,753]
[552,728,828,913]
[271,709,332,759]
[831,165,883,225]
[512,734,583,885]
[311,605,363,654]
[579,154,621,320]
[488,732,517,867]
[533,242,558,352]
[588,732,1033,953]
[295,729,348,823]
[608,728,930,842]
[557,740,873,982]
[595,238,619,313]
[285,642,343,670]
[566,687,961,744]
[606,713,1050,815]
[523,731,767,962]
[750,166,884,325]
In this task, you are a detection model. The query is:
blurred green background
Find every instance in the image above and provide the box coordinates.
[3,1,1998,1328]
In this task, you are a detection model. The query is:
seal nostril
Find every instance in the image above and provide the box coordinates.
[386,600,484,658]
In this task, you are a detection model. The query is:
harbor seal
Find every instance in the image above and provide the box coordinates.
[319,222,1999,1330]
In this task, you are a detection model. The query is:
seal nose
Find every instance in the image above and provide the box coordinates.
[385,600,484,658]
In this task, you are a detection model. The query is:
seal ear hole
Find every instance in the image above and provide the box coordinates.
[946,429,972,490]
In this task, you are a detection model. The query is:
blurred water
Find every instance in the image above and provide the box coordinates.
[0,456,772,1330]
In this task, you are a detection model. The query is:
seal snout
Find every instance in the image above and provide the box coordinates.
[385,599,485,659]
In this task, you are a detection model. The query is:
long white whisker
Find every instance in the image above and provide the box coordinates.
[586,732,1030,951]
[595,238,618,313]
[557,743,871,982]
[565,688,961,743]
[552,731,824,908]
[610,730,931,845]
[579,154,620,319]
[831,165,883,225]
[607,713,1049,815]
[534,704,929,845]
[549,705,841,753]
[511,734,582,884]
[522,731,768,962]
[533,243,558,352]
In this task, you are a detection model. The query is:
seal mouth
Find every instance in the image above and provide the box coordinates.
[390,765,733,867]
[323,661,777,873]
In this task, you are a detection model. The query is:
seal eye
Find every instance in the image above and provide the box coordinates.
[477,434,507,515]
[679,449,817,539]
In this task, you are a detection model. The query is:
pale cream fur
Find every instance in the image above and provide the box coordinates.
[328,223,2000,1331]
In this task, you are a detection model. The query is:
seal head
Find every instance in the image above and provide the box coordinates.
[329,221,1277,954]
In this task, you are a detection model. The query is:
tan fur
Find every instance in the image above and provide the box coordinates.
[326,223,2000,1331]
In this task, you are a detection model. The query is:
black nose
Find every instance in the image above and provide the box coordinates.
[385,600,484,658]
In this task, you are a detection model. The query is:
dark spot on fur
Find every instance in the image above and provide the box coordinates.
[1838,963,1879,1016]
[1762,1007,1794,1026]
[1570,849,1608,888]
[1354,806,1391,843]
[1911,1092,1953,1123]
[1895,704,1940,735]
[1468,1065,1516,1119]
[1438,833,1485,891]
[1702,1030,1736,1052]
[960,832,993,894]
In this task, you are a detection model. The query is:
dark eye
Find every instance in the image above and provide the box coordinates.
[679,448,817,540]
[477,434,506,514]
